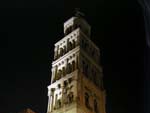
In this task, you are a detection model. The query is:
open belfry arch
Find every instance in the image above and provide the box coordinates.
[47,12,106,113]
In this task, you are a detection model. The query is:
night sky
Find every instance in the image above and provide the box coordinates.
[0,0,149,113]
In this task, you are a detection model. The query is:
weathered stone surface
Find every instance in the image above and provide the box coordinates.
[47,14,106,113]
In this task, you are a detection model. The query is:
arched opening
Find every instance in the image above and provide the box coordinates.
[68,63,72,74]
[66,63,72,74]
[85,92,90,108]
[67,92,74,103]
[94,99,98,113]
[60,48,63,57]
[53,65,58,83]
[67,39,70,52]
[56,69,62,80]
[69,42,73,51]
[72,40,76,49]
[72,61,76,71]
[85,64,89,78]
[62,67,66,76]
[74,24,78,30]
[54,94,58,109]
[63,46,67,54]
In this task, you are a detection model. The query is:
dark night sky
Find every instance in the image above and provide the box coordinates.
[0,0,149,113]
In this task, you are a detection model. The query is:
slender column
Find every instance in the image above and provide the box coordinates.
[54,66,58,82]
[47,89,52,113]
[57,46,59,59]
[51,68,54,84]
[66,59,69,74]
[61,85,64,106]
[47,96,50,113]
[54,47,57,60]
[76,36,80,46]
[55,94,58,109]
[67,39,69,52]
[76,55,79,69]
[50,88,55,112]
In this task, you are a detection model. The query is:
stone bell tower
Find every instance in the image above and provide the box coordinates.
[47,12,106,113]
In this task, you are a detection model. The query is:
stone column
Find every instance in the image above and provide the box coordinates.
[54,66,58,81]
[76,36,80,46]
[47,95,50,113]
[66,59,69,74]
[51,68,54,84]
[76,55,79,69]
[47,89,52,112]
[50,88,55,112]
[61,84,64,106]
[67,39,69,52]
[54,47,57,60]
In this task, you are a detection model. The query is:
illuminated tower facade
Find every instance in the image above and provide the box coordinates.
[47,13,106,113]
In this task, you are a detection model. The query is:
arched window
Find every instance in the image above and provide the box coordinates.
[72,40,76,49]
[66,63,72,74]
[53,65,58,82]
[62,67,66,76]
[54,50,57,60]
[72,61,76,71]
[56,69,62,80]
[57,99,61,109]
[81,39,84,48]
[65,28,69,35]
[92,49,95,57]
[82,60,85,73]
[74,24,78,30]
[69,42,73,51]
[60,48,63,57]
[54,46,59,60]
[67,92,74,103]
[94,99,98,113]
[68,26,72,33]
[70,26,73,32]
[78,24,81,29]
[67,39,70,52]
[64,80,68,88]
[85,92,90,108]
[92,69,97,85]
[89,68,93,81]
[63,46,67,54]
[68,63,72,73]
[55,94,58,109]
[85,64,89,77]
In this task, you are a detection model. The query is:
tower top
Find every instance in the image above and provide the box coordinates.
[74,8,85,18]
[63,10,91,37]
